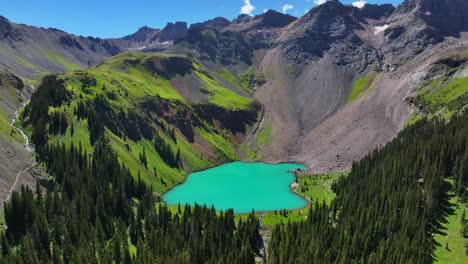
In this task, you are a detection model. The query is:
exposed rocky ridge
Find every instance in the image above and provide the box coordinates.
[229,10,297,30]
[358,3,395,20]
[395,0,468,36]
[172,27,254,66]
[283,0,381,72]
[159,22,188,42]
[384,0,468,60]
[122,26,160,43]
[284,1,366,62]
[0,17,188,80]
[191,17,230,29]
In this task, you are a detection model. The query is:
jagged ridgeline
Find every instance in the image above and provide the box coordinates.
[269,112,468,263]
[20,52,261,193]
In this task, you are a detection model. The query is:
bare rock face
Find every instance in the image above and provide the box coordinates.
[159,22,188,42]
[191,17,230,29]
[384,0,468,59]
[0,16,18,40]
[260,10,297,28]
[284,0,380,72]
[358,4,395,20]
[122,26,160,43]
[174,27,253,65]
[400,0,468,36]
[229,10,296,31]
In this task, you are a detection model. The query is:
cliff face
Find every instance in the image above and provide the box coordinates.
[283,0,380,70]
[401,0,468,36]
[358,4,395,20]
[159,22,188,42]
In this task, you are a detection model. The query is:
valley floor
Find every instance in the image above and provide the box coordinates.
[434,193,468,263]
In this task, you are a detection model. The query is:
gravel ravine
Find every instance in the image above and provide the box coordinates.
[253,32,468,173]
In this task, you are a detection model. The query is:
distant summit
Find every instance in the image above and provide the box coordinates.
[191,17,230,29]
[394,0,468,36]
[159,22,188,42]
[256,10,297,28]
[122,26,160,43]
[359,4,395,20]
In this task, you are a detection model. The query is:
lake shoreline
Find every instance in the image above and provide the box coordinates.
[163,161,310,214]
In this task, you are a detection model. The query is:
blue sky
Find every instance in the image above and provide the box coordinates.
[1,0,402,38]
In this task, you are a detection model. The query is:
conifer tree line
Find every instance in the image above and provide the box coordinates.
[1,140,262,263]
[154,132,181,168]
[269,112,468,264]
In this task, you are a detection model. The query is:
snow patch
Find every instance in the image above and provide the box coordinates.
[128,46,147,51]
[374,25,389,35]
[352,1,367,9]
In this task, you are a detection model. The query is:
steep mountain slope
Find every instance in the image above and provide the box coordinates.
[0,16,188,80]
[245,0,468,172]
[251,0,383,170]
[123,22,188,48]
[0,16,119,79]
[20,52,260,193]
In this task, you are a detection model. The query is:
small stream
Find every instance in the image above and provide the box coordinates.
[10,85,34,152]
[10,101,33,152]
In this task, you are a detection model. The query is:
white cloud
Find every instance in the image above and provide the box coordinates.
[263,9,268,13]
[241,0,255,16]
[352,1,368,8]
[314,0,328,5]
[282,4,293,13]
[305,9,310,14]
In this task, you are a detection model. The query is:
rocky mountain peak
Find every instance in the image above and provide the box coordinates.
[190,17,230,29]
[160,21,188,42]
[122,26,159,43]
[283,0,377,68]
[297,0,361,35]
[394,0,468,36]
[258,10,297,28]
[0,16,20,41]
[359,4,395,20]
[232,14,252,24]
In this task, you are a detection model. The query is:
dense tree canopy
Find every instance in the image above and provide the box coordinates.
[269,112,468,264]
[1,140,262,263]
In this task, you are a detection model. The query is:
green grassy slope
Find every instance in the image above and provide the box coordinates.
[0,71,27,144]
[21,51,260,194]
[348,71,378,103]
[407,53,468,124]
[0,108,24,144]
[434,192,468,263]
[261,172,346,228]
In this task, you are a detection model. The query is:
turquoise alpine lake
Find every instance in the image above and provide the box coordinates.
[163,162,308,213]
